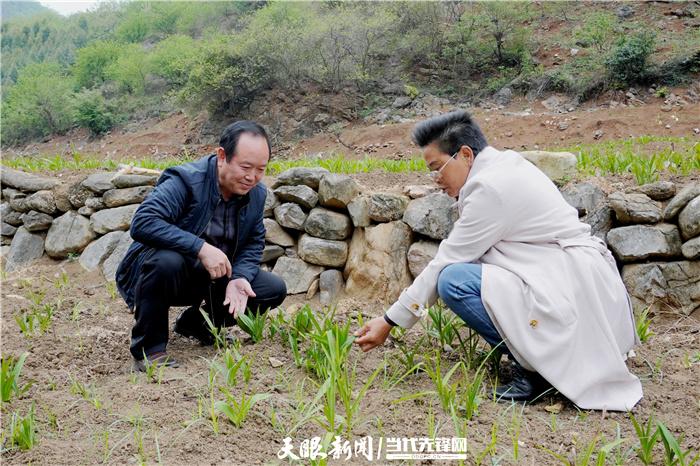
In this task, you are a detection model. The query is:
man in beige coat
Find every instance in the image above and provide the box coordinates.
[355,110,643,411]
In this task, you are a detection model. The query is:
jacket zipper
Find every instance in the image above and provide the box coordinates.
[198,197,221,236]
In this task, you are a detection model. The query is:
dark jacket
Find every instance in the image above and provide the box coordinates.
[116,155,266,309]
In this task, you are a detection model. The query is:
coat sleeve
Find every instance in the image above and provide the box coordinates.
[386,181,510,328]
[230,196,265,283]
[129,176,205,257]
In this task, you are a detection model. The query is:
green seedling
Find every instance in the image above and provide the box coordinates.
[269,379,327,436]
[337,363,381,436]
[70,301,83,321]
[656,421,699,466]
[8,404,37,451]
[105,281,118,300]
[213,348,247,387]
[237,311,267,343]
[475,421,499,466]
[199,308,230,350]
[216,387,270,428]
[636,307,654,343]
[16,311,38,336]
[426,303,461,349]
[54,271,70,291]
[27,289,45,306]
[630,413,659,465]
[69,375,102,409]
[1,352,30,402]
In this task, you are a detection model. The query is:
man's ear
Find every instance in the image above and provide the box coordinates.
[460,145,474,162]
[216,147,227,161]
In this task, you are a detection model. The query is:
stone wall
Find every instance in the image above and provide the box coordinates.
[2,165,698,315]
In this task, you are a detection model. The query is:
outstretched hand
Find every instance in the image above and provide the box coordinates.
[223,278,256,319]
[354,316,393,352]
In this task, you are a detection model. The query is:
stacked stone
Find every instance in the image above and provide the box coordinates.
[1,167,156,279]
[264,167,357,306]
[603,181,699,316]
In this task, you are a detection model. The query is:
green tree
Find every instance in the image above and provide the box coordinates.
[74,90,115,136]
[179,38,269,116]
[605,31,655,87]
[105,44,151,94]
[574,12,617,53]
[73,40,121,89]
[1,62,75,144]
[149,34,201,86]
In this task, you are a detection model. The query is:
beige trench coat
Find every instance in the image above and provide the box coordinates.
[386,147,642,411]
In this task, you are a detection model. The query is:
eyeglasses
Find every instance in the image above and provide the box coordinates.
[428,150,460,180]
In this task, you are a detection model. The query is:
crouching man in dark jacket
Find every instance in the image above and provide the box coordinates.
[116,121,287,371]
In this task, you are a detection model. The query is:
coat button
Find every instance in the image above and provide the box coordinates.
[529,319,538,328]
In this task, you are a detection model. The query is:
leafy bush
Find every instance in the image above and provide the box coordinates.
[149,34,201,87]
[605,31,655,87]
[1,62,75,145]
[574,12,616,53]
[105,44,151,94]
[74,91,115,136]
[73,40,121,89]
[179,38,270,116]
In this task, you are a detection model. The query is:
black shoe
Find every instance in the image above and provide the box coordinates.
[174,307,215,346]
[494,362,552,402]
[132,351,179,372]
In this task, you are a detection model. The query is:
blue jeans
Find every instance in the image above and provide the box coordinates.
[437,263,512,358]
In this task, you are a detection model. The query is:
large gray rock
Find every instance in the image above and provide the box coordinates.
[274,203,307,231]
[272,167,330,190]
[347,196,370,227]
[681,237,700,260]
[68,181,93,209]
[45,211,96,258]
[21,211,53,231]
[9,197,30,213]
[272,257,324,294]
[1,222,17,236]
[264,187,279,218]
[103,186,153,208]
[273,185,318,209]
[297,234,348,267]
[320,269,344,306]
[344,220,413,303]
[111,174,159,188]
[262,244,285,263]
[608,192,662,224]
[1,203,23,226]
[403,193,458,240]
[85,197,106,210]
[629,181,676,201]
[102,232,133,280]
[263,218,295,247]
[90,204,139,234]
[678,195,700,240]
[5,227,45,272]
[304,207,352,240]
[521,151,577,186]
[407,240,440,278]
[0,167,58,191]
[561,182,613,241]
[607,224,683,262]
[79,231,124,271]
[318,174,360,209]
[663,183,700,221]
[82,172,116,194]
[622,261,700,316]
[368,193,409,222]
[2,188,25,201]
[25,190,57,214]
[51,184,72,212]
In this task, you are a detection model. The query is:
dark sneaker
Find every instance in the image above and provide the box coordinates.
[132,351,179,372]
[494,362,553,402]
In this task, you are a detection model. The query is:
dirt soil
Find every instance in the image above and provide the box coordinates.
[2,76,700,465]
[0,258,698,465]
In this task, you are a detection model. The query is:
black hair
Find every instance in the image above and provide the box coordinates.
[411,110,488,156]
[219,120,271,162]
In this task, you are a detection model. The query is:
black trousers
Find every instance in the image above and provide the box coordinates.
[130,249,287,359]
